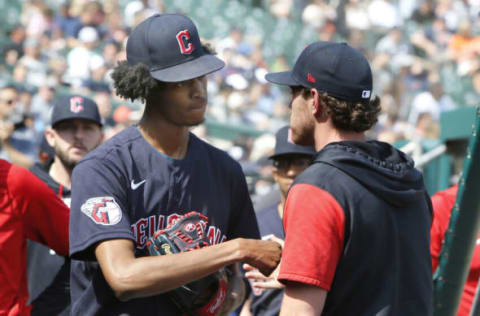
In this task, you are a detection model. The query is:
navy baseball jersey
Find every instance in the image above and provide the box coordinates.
[249,202,284,316]
[69,126,260,316]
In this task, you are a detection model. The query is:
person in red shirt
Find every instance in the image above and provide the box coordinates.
[430,185,479,316]
[0,159,69,316]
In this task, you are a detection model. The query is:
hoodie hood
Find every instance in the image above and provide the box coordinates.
[314,140,426,207]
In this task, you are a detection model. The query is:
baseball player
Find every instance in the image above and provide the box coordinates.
[264,42,433,315]
[68,13,281,316]
[242,125,315,316]
[0,159,69,315]
[27,95,103,315]
[430,185,479,316]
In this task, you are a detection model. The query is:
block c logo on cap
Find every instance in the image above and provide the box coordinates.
[70,96,84,113]
[176,29,194,55]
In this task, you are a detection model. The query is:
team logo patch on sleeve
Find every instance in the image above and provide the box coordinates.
[81,196,122,225]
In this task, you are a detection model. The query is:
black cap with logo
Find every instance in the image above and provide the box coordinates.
[269,126,316,160]
[51,95,102,127]
[126,14,225,83]
[265,41,372,103]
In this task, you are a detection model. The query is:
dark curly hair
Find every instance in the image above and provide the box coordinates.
[299,89,381,132]
[110,43,217,103]
[320,92,381,132]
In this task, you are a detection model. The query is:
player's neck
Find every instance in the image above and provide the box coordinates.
[49,158,73,190]
[314,121,365,151]
[138,119,190,159]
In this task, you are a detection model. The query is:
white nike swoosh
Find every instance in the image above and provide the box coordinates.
[131,179,146,190]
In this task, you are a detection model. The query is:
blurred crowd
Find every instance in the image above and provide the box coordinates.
[0,0,478,198]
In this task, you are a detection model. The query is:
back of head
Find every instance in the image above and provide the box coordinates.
[266,41,381,132]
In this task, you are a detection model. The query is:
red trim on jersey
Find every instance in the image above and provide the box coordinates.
[58,184,64,198]
[278,183,345,290]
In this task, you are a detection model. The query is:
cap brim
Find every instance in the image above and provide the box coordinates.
[150,54,225,82]
[53,117,103,127]
[265,71,300,86]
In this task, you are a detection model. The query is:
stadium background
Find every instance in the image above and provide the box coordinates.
[0,0,477,200]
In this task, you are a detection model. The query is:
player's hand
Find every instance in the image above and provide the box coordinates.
[239,237,282,277]
[243,235,285,291]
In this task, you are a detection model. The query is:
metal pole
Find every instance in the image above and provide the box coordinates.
[434,107,480,316]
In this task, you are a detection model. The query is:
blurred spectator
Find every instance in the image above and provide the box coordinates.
[2,25,26,72]
[18,37,48,88]
[31,84,56,130]
[0,85,33,167]
[368,0,400,30]
[409,80,456,125]
[68,1,106,43]
[93,91,115,128]
[65,26,104,88]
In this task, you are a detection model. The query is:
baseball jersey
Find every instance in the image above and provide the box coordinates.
[279,140,433,316]
[430,185,479,316]
[69,125,259,316]
[27,161,71,316]
[249,202,284,316]
[0,159,69,316]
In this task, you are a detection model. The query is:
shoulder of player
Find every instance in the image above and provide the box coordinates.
[6,163,53,197]
[294,162,344,189]
[191,134,243,170]
[78,126,142,166]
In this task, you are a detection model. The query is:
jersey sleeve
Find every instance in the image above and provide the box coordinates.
[10,165,69,256]
[430,185,458,271]
[70,157,134,261]
[278,183,345,291]
[226,163,260,240]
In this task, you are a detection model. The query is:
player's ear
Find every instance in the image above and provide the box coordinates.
[311,89,328,122]
[44,128,56,147]
[310,88,321,115]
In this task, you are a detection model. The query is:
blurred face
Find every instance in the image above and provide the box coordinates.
[288,86,316,146]
[0,88,18,120]
[153,75,208,127]
[273,154,313,197]
[46,119,103,170]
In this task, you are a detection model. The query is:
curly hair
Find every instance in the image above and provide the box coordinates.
[110,43,217,103]
[301,90,380,132]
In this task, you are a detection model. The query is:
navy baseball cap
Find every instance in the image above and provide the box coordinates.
[126,14,225,82]
[266,41,372,102]
[51,95,102,127]
[269,126,316,159]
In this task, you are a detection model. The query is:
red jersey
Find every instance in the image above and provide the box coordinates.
[0,160,69,316]
[430,185,480,316]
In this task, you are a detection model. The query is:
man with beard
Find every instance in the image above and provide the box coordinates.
[264,42,433,315]
[27,95,103,315]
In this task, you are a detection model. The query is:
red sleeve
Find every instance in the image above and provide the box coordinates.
[9,164,69,256]
[430,185,458,271]
[278,183,345,290]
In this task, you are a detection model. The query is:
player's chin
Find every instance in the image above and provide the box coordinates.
[185,115,206,127]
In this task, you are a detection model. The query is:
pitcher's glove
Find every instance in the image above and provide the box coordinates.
[146,211,228,316]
